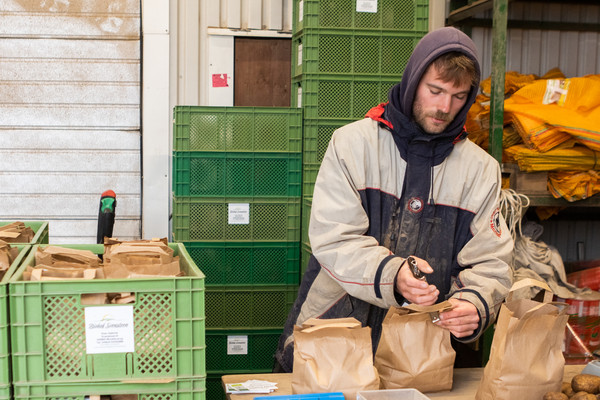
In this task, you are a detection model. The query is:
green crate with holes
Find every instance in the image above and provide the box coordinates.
[173,152,302,197]
[302,118,348,166]
[12,378,205,400]
[301,196,312,246]
[173,106,302,153]
[301,242,312,277]
[1,244,31,389]
[0,221,49,245]
[205,285,297,329]
[292,75,399,120]
[183,242,300,285]
[206,329,282,372]
[173,197,301,242]
[293,0,428,35]
[9,243,205,384]
[292,29,424,78]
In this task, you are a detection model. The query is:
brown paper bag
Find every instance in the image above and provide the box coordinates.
[102,238,181,278]
[475,278,569,400]
[35,246,100,267]
[292,317,380,399]
[374,301,456,392]
[0,222,34,243]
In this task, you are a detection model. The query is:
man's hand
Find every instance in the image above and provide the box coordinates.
[436,298,479,338]
[395,256,439,306]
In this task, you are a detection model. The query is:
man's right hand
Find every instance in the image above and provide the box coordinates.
[395,256,439,305]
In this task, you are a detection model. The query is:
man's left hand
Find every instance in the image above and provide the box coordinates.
[436,298,479,338]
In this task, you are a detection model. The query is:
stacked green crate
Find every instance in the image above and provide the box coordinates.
[1,244,31,400]
[293,0,428,272]
[172,106,302,400]
[8,243,206,398]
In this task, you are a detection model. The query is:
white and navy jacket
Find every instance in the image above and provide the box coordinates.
[275,27,514,372]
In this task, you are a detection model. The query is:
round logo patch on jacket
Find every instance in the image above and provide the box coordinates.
[407,197,424,213]
[490,208,501,237]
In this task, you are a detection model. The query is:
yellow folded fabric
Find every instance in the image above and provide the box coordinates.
[480,70,540,97]
[504,75,600,151]
[504,143,600,172]
[548,170,600,202]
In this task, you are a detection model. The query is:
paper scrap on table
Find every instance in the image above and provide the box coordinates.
[225,380,278,394]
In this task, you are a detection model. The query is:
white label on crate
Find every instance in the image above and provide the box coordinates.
[228,203,250,224]
[299,0,303,22]
[297,87,302,108]
[297,43,303,66]
[85,306,134,354]
[356,0,377,13]
[227,335,249,355]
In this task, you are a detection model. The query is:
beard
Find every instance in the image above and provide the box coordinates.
[413,103,452,135]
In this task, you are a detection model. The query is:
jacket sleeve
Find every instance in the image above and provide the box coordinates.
[308,121,405,309]
[449,159,514,340]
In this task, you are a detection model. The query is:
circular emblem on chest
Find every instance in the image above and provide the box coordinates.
[490,208,502,237]
[407,197,424,213]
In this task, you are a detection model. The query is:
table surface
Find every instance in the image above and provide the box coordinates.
[222,364,585,399]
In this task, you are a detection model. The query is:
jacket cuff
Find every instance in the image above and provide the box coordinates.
[449,289,489,342]
[375,255,405,307]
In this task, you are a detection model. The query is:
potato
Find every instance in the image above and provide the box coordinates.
[543,391,569,400]
[571,392,597,400]
[572,374,600,394]
[563,381,575,397]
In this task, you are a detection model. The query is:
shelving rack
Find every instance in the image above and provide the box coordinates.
[447,0,600,206]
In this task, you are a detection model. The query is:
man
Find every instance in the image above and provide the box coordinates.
[274,27,514,372]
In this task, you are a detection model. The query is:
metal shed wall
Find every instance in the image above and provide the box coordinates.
[0,0,141,243]
[470,2,600,79]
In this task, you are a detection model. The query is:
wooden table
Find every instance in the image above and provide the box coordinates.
[222,365,585,399]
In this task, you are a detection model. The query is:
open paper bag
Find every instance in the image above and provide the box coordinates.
[374,301,456,392]
[476,278,569,400]
[103,238,180,278]
[292,317,380,400]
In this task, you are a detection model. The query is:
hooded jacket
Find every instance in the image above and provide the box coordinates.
[275,27,514,372]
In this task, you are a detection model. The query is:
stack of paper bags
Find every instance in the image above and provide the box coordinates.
[0,222,34,244]
[24,245,102,281]
[103,238,181,279]
[0,240,20,280]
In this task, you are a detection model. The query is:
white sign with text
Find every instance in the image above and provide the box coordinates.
[85,306,135,354]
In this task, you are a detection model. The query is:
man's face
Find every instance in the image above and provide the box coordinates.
[412,65,471,134]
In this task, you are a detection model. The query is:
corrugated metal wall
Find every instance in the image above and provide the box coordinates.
[470,2,600,79]
[0,0,141,243]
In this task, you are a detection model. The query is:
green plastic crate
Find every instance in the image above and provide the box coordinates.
[205,285,298,329]
[301,196,312,246]
[9,243,205,384]
[183,242,300,285]
[173,197,301,242]
[292,29,424,78]
[302,119,346,165]
[302,163,320,199]
[292,75,399,120]
[13,378,205,400]
[207,374,227,400]
[293,0,429,35]
[206,329,282,372]
[1,244,31,388]
[0,221,49,245]
[301,242,312,277]
[173,106,302,153]
[173,152,302,197]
